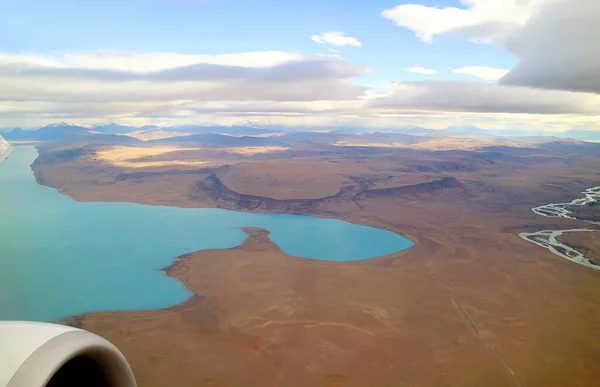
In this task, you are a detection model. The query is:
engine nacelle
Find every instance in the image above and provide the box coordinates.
[0,321,136,387]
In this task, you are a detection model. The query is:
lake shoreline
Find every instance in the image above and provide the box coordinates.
[72,226,466,387]
[28,144,420,254]
[3,146,415,323]
[59,226,416,326]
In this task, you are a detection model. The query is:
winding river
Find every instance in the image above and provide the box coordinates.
[520,186,600,269]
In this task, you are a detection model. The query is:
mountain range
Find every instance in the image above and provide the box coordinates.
[2,122,599,143]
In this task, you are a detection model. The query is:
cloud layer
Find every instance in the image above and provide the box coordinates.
[383,0,600,97]
[371,80,600,114]
[405,67,437,75]
[2,0,600,133]
[453,66,509,81]
[0,52,369,105]
[1,45,599,129]
[311,32,362,47]
[382,0,557,43]
[500,0,600,94]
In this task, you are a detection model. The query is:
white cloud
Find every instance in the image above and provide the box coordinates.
[0,53,65,69]
[370,80,600,115]
[453,66,509,81]
[20,51,305,73]
[311,32,362,47]
[0,50,374,126]
[1,45,600,131]
[0,51,369,104]
[63,51,307,73]
[0,51,308,74]
[383,0,600,96]
[405,66,437,75]
[500,0,600,94]
[382,0,559,43]
[328,48,341,54]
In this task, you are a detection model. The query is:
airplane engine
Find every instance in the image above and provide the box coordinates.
[0,321,136,387]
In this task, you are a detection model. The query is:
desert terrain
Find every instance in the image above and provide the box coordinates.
[30,129,600,386]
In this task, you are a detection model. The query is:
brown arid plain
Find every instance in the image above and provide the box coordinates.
[34,131,600,387]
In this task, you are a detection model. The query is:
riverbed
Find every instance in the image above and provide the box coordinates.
[520,186,600,269]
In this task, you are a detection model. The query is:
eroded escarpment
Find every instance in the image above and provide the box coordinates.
[190,173,465,212]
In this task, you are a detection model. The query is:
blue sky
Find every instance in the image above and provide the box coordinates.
[0,0,598,131]
[1,0,515,81]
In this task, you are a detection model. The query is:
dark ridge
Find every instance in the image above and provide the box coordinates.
[326,146,406,157]
[362,177,464,198]
[349,174,392,190]
[400,161,479,173]
[191,174,464,212]
[114,165,230,181]
[478,146,540,155]
[191,173,356,212]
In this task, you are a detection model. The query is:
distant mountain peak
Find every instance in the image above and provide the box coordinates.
[46,121,71,127]
[91,123,138,134]
[94,123,133,128]
[4,121,90,141]
[42,122,90,129]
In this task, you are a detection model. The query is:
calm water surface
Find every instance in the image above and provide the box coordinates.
[0,146,414,322]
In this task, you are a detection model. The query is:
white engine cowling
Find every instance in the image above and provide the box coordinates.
[0,321,136,387]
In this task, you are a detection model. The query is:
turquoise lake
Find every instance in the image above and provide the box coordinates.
[0,146,414,322]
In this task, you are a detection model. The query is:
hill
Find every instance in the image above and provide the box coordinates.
[3,123,91,141]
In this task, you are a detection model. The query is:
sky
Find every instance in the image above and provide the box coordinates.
[0,0,599,131]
